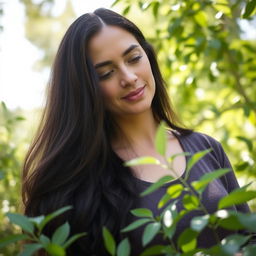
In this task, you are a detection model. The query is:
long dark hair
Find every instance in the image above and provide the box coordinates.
[22,8,190,255]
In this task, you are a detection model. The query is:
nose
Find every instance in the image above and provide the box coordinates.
[119,66,138,88]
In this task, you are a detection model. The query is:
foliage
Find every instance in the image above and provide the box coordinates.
[18,0,256,182]
[0,0,256,255]
[111,0,256,209]
[103,121,256,255]
[0,102,25,255]
[0,205,86,256]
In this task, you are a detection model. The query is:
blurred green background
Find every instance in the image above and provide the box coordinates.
[0,0,255,254]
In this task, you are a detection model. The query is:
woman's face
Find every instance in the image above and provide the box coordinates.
[88,25,155,118]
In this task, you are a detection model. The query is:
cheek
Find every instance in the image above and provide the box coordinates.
[100,83,117,100]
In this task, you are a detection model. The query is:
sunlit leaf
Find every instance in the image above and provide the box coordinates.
[213,0,231,17]
[183,194,199,210]
[45,243,66,256]
[177,228,198,252]
[155,121,167,156]
[125,156,161,167]
[140,175,174,196]
[194,11,208,27]
[166,184,184,198]
[158,193,172,209]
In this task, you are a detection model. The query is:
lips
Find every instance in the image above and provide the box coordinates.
[122,85,146,100]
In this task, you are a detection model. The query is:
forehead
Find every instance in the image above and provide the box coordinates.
[88,25,140,63]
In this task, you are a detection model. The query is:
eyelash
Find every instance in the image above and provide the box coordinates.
[98,55,143,81]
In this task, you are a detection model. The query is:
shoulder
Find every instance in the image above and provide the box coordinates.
[175,130,222,150]
[174,130,228,166]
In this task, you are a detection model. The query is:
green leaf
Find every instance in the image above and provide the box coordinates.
[166,184,184,199]
[177,228,198,252]
[125,156,161,167]
[130,208,153,218]
[6,213,34,234]
[117,238,130,256]
[140,245,166,256]
[39,234,51,247]
[158,193,172,209]
[122,6,131,15]
[243,244,256,256]
[218,190,256,209]
[183,194,199,210]
[168,18,182,36]
[221,234,250,255]
[218,213,244,230]
[155,121,167,156]
[0,234,29,249]
[140,175,174,196]
[191,215,209,232]
[152,1,160,19]
[63,233,86,249]
[45,243,66,256]
[236,136,253,151]
[185,149,212,180]
[194,11,208,27]
[103,226,116,256]
[168,152,191,164]
[242,0,256,18]
[162,223,176,240]
[142,222,161,246]
[19,243,43,256]
[111,0,120,8]
[29,215,45,228]
[39,206,72,232]
[121,218,151,233]
[52,222,70,245]
[213,0,231,17]
[237,213,256,232]
[191,168,230,194]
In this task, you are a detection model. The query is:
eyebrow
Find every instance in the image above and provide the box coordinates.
[94,44,140,69]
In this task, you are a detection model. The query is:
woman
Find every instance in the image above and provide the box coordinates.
[22,8,250,255]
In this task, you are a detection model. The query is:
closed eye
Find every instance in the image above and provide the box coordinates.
[98,70,114,80]
[128,55,142,64]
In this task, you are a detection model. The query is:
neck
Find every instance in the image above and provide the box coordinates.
[112,109,159,150]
